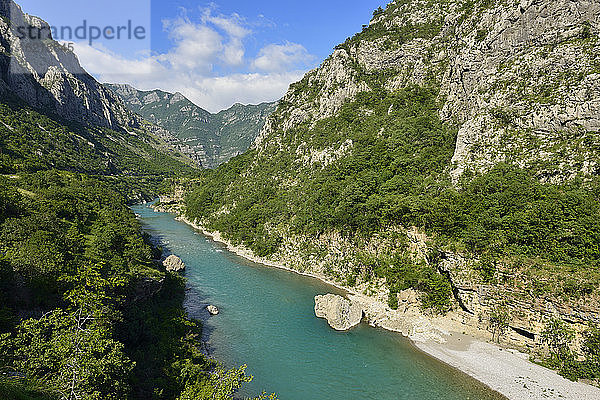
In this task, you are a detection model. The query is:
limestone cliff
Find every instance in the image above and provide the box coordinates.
[256,0,600,183]
[0,0,138,130]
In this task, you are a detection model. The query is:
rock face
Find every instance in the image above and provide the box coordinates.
[0,0,138,130]
[106,83,277,168]
[163,255,185,272]
[254,0,600,183]
[206,305,219,315]
[314,294,363,331]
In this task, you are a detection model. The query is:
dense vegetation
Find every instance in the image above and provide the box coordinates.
[186,82,600,301]
[0,95,196,178]
[186,86,457,252]
[428,166,600,269]
[0,171,275,399]
[0,93,273,399]
[185,77,600,381]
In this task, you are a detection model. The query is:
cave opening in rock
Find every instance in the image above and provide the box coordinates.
[511,326,535,340]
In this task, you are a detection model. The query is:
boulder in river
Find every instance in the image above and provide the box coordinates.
[314,294,363,331]
[207,305,219,315]
[163,255,185,272]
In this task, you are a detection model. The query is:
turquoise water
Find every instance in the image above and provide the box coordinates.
[133,204,505,400]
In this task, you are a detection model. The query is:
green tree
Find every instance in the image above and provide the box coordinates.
[541,318,575,354]
[178,364,278,400]
[488,306,510,343]
[540,318,579,380]
[9,310,133,400]
[0,179,21,223]
[476,254,497,283]
[582,324,600,379]
[1,264,133,400]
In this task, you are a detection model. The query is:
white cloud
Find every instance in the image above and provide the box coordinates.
[252,42,313,72]
[73,8,315,113]
[202,11,250,39]
[160,17,224,72]
[200,10,250,67]
[189,71,307,109]
[75,42,306,112]
[72,43,166,81]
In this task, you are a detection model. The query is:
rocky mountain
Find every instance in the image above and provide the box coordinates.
[257,0,600,183]
[106,83,277,168]
[183,0,600,373]
[0,0,200,177]
[0,0,140,130]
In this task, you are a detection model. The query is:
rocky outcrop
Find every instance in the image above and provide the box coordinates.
[152,184,187,214]
[314,294,363,331]
[441,0,600,182]
[153,198,182,214]
[131,277,164,303]
[0,0,139,130]
[436,249,600,351]
[353,289,449,343]
[163,255,185,272]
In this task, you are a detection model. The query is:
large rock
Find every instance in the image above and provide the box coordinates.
[207,305,219,315]
[163,255,185,272]
[314,294,363,331]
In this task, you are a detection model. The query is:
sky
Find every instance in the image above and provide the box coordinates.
[16,0,386,112]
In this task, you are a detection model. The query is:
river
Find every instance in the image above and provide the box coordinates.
[133,203,505,400]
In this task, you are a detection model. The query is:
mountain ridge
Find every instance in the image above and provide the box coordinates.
[106,83,277,168]
[0,0,143,131]
[0,0,200,184]
[255,0,600,182]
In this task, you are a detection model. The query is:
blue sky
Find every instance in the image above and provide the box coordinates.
[17,0,386,112]
[149,1,385,67]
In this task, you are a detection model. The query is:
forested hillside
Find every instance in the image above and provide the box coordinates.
[0,105,274,397]
[107,84,277,168]
[0,0,275,398]
[0,170,279,399]
[0,95,195,176]
[184,0,600,381]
